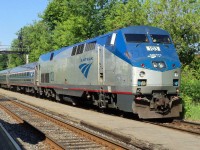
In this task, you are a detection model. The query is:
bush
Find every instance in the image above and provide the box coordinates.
[188,104,200,120]
[181,94,193,118]
[181,61,200,120]
[181,66,200,102]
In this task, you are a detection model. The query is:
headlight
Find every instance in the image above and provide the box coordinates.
[158,62,165,68]
[139,71,145,77]
[152,62,158,68]
[174,71,179,77]
[152,61,166,69]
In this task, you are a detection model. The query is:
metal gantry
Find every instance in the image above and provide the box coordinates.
[0,45,29,64]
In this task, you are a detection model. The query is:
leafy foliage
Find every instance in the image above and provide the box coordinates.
[104,0,150,31]
[181,56,200,119]
[181,60,200,102]
[182,94,193,118]
[22,21,53,62]
[5,0,199,67]
[52,15,88,49]
[162,0,199,64]
[0,55,8,70]
[7,39,24,68]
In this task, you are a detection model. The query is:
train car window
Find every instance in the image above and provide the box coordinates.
[50,53,54,61]
[76,44,85,54]
[71,46,77,56]
[150,34,171,44]
[85,41,96,51]
[31,72,34,77]
[125,34,149,43]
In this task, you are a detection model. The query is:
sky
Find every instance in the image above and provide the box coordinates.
[0,0,49,46]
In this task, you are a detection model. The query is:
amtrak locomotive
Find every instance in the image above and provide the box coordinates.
[0,26,182,119]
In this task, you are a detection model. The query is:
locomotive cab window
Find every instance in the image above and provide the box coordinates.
[150,34,171,44]
[71,46,77,56]
[76,44,85,55]
[125,34,149,43]
[85,41,96,51]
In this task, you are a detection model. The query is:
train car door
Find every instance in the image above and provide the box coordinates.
[35,64,39,86]
[98,45,105,85]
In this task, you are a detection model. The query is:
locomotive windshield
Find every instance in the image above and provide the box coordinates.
[150,34,171,44]
[125,34,149,43]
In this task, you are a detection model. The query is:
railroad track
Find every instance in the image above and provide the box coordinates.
[0,97,138,150]
[161,120,200,135]
[143,119,200,136]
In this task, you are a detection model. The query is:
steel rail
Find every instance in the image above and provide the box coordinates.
[181,120,200,126]
[4,99,128,150]
[142,120,200,136]
[0,101,65,150]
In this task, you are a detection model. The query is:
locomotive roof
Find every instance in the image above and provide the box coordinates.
[39,26,170,62]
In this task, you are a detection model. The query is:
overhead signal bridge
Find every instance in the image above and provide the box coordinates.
[0,48,29,55]
[0,46,29,64]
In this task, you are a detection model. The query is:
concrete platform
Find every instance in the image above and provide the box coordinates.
[0,89,200,150]
[0,123,21,150]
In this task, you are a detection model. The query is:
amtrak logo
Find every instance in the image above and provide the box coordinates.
[79,63,92,78]
[79,57,93,78]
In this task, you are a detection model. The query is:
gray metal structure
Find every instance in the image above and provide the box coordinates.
[0,26,182,119]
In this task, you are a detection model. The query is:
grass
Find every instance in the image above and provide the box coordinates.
[184,103,200,121]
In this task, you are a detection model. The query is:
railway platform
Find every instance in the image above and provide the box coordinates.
[0,123,21,150]
[0,89,200,150]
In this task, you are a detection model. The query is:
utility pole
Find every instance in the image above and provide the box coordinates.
[18,28,29,64]
[18,28,23,50]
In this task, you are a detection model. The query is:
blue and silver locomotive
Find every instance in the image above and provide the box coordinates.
[0,26,182,119]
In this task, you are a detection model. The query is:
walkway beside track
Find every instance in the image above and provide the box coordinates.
[0,89,200,150]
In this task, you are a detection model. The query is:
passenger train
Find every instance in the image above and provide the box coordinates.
[0,26,182,119]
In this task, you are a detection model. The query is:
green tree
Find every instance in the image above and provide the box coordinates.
[19,21,52,62]
[42,0,69,30]
[52,15,88,49]
[104,0,150,31]
[43,0,112,47]
[0,54,8,70]
[9,0,200,67]
[149,0,200,65]
[8,39,24,68]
